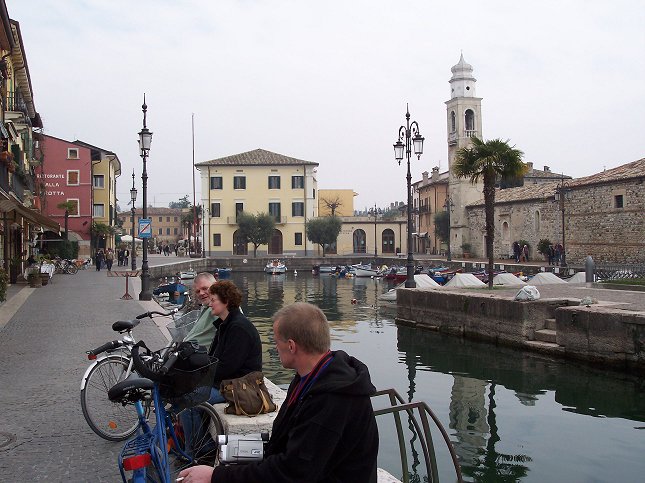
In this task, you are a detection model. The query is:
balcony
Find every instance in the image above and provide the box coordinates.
[465,129,477,138]
[5,91,32,127]
[274,216,287,225]
[227,216,239,225]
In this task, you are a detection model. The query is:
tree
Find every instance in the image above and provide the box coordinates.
[453,137,525,288]
[434,211,450,244]
[306,216,342,257]
[180,205,202,254]
[91,222,115,254]
[169,195,191,209]
[320,196,343,216]
[237,212,276,258]
[57,201,77,240]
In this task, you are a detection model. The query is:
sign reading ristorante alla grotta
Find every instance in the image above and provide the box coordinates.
[36,172,67,196]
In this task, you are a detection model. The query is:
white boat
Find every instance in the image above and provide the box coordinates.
[179,270,196,280]
[378,274,440,302]
[265,259,287,275]
[352,264,381,277]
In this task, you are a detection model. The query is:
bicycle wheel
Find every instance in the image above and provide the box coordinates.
[171,402,224,475]
[66,263,78,274]
[81,356,143,441]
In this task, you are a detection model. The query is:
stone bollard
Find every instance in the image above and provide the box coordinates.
[585,256,595,284]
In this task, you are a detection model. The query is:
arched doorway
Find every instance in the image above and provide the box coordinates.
[382,229,395,254]
[232,230,248,255]
[353,229,366,253]
[268,229,283,255]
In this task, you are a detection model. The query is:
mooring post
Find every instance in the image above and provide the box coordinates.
[585,256,595,285]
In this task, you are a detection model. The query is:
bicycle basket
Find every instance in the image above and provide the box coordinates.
[167,310,201,343]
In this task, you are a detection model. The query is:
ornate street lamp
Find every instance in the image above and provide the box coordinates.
[394,104,424,288]
[130,169,137,271]
[443,197,454,261]
[368,204,381,258]
[138,95,153,300]
[554,174,572,267]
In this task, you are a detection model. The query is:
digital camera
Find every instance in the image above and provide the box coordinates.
[218,433,269,464]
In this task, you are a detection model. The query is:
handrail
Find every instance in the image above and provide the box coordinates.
[372,388,463,482]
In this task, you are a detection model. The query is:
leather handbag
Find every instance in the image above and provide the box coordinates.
[219,371,278,416]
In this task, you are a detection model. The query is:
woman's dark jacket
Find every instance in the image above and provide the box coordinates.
[209,307,262,386]
[211,350,379,483]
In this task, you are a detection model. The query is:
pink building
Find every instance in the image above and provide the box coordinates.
[39,134,93,255]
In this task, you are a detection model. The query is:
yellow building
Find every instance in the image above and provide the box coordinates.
[412,167,450,254]
[332,215,408,256]
[318,189,357,217]
[196,149,318,256]
[74,141,121,251]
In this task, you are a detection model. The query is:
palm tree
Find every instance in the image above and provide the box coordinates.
[453,137,525,288]
[57,201,77,240]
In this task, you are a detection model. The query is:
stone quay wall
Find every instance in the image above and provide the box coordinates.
[396,289,645,373]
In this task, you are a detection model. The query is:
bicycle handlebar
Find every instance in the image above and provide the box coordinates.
[87,340,123,356]
[135,308,179,320]
[159,351,179,375]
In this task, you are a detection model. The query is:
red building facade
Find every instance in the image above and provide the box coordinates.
[39,134,92,255]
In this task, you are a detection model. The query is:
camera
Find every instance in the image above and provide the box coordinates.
[218,433,269,464]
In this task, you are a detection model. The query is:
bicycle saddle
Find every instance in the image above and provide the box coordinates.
[108,374,154,402]
[112,320,140,332]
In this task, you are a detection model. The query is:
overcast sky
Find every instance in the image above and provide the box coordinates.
[11,0,645,211]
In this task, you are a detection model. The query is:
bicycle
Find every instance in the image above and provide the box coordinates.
[53,257,78,274]
[108,339,222,482]
[80,302,200,441]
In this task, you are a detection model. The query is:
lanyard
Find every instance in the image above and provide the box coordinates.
[287,351,333,408]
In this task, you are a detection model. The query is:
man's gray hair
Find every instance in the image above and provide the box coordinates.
[273,302,330,354]
[194,272,216,284]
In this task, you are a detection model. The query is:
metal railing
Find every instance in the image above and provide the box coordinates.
[372,388,463,483]
[6,91,29,116]
[594,263,645,280]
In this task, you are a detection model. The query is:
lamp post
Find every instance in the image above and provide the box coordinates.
[554,174,572,267]
[138,95,153,300]
[393,104,424,288]
[130,170,137,271]
[443,197,454,262]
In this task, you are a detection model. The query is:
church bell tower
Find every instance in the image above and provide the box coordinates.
[446,54,483,256]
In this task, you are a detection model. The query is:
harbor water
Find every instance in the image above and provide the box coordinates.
[191,271,645,482]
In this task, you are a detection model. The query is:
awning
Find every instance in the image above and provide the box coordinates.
[11,202,60,232]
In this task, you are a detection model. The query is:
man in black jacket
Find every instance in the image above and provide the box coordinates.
[179,302,379,483]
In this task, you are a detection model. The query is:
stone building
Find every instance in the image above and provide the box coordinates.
[465,158,645,264]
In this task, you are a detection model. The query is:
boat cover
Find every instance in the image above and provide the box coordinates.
[493,273,527,286]
[528,272,568,285]
[444,273,487,288]
[567,272,587,283]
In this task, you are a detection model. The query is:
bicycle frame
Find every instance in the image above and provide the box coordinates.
[118,383,190,483]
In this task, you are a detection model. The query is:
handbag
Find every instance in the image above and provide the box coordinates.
[219,371,277,416]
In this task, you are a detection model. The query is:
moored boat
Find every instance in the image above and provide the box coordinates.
[265,259,287,274]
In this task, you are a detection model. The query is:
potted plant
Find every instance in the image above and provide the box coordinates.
[0,267,8,303]
[37,255,51,286]
[26,266,42,288]
[461,243,472,258]
[537,238,552,261]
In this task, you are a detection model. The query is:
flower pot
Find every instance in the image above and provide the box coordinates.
[40,273,50,286]
[27,274,42,288]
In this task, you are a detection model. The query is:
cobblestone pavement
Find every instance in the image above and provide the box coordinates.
[0,267,168,481]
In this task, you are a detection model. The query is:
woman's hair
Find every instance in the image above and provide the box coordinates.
[209,280,242,310]
[272,302,330,354]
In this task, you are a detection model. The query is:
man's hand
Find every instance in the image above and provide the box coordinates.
[177,465,214,483]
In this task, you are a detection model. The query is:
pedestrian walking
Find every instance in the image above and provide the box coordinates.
[522,244,529,262]
[548,244,555,265]
[513,241,521,263]
[123,248,130,266]
[117,248,124,266]
[95,250,104,271]
[174,245,178,256]
[105,249,114,271]
[555,243,562,266]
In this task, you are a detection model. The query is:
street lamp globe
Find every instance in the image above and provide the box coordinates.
[138,129,153,154]
[130,186,137,204]
[393,140,404,164]
[413,133,424,157]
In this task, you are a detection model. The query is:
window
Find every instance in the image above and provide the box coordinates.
[174,228,178,235]
[166,228,171,235]
[67,148,79,159]
[268,202,281,221]
[174,216,178,222]
[313,189,316,199]
[294,232,303,245]
[166,216,170,222]
[211,202,221,217]
[210,176,223,190]
[292,176,304,189]
[158,216,163,222]
[213,233,222,246]
[615,195,624,208]
[67,170,79,186]
[292,202,304,217]
[450,111,456,132]
[67,199,79,216]
[93,203,105,218]
[268,176,281,189]
[158,228,163,235]
[233,176,246,189]
[465,109,475,132]
[93,174,104,188]
[235,203,244,222]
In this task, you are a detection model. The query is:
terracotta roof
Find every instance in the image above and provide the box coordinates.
[195,148,318,167]
[468,157,645,206]
[524,167,570,180]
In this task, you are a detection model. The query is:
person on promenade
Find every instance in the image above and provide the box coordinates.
[521,244,529,262]
[94,250,104,271]
[179,302,379,483]
[180,280,261,458]
[105,249,114,271]
[548,244,555,265]
[513,241,521,263]
[183,272,218,347]
[555,243,562,266]
[123,248,129,267]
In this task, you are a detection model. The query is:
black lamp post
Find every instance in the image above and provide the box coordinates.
[130,169,137,271]
[394,104,424,288]
[138,95,153,300]
[443,197,454,262]
[554,174,572,267]
[368,204,380,258]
